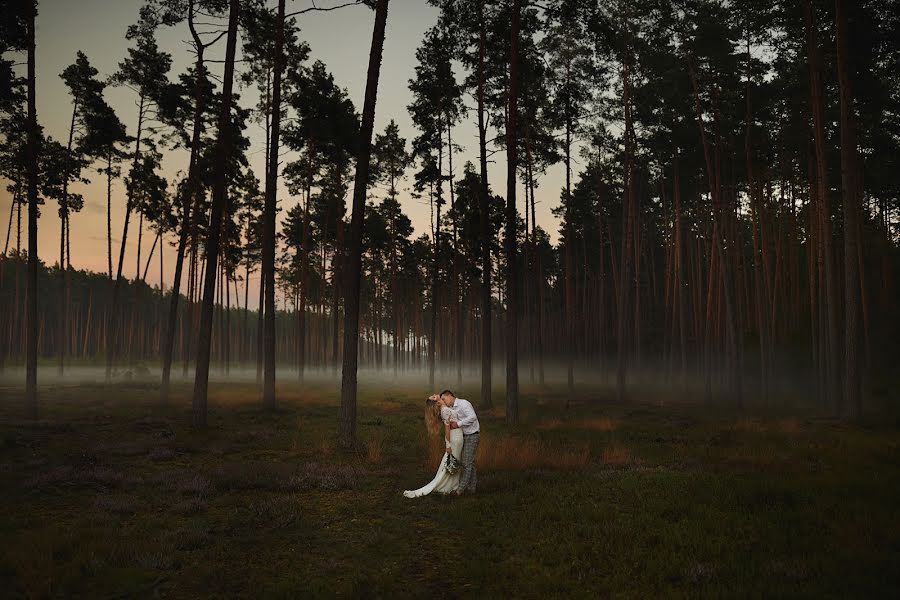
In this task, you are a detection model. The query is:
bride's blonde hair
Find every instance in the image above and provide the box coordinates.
[425,399,443,436]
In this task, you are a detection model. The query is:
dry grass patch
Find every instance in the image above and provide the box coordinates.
[364,431,385,464]
[600,446,633,466]
[316,432,335,459]
[723,445,779,469]
[732,418,806,435]
[579,417,619,432]
[537,416,619,432]
[476,436,590,471]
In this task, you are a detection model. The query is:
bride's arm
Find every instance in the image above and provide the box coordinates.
[444,421,451,453]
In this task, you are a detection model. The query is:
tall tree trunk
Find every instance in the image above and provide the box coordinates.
[262,0,285,410]
[835,0,862,416]
[191,0,240,427]
[744,32,770,404]
[106,152,114,278]
[803,0,841,412]
[504,0,520,424]
[107,91,146,380]
[429,160,441,390]
[564,73,575,397]
[59,100,78,376]
[339,0,389,448]
[687,58,743,407]
[477,0,492,409]
[617,19,636,403]
[25,0,38,417]
[161,8,207,404]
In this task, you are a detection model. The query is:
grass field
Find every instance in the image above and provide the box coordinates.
[1,378,898,598]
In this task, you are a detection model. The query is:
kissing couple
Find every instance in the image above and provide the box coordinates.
[403,390,480,498]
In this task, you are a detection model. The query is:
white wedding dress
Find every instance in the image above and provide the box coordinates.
[403,406,463,498]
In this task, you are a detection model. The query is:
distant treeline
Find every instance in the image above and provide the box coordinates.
[3,0,900,429]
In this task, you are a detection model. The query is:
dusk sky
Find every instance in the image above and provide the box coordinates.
[0,0,572,307]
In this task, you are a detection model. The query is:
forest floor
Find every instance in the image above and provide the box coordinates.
[0,377,898,598]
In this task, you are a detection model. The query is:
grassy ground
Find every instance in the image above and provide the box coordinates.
[0,378,898,598]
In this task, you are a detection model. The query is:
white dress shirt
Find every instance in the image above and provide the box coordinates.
[452,398,480,435]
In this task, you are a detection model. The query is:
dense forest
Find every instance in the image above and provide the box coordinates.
[2,0,899,440]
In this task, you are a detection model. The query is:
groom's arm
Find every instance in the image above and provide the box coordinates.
[455,402,477,428]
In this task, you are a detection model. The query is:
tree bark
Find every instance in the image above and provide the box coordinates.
[106,91,146,380]
[476,0,492,409]
[835,0,862,416]
[504,0,520,424]
[162,5,207,404]
[191,0,240,427]
[339,0,389,448]
[262,0,285,410]
[25,0,39,417]
[803,0,841,412]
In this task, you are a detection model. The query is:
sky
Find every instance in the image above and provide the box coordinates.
[0,0,573,308]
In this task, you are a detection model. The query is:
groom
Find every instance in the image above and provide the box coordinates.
[439,390,480,495]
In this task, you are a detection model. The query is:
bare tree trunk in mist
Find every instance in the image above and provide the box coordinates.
[262,0,285,410]
[504,0,520,425]
[803,0,841,412]
[673,154,688,389]
[476,0,492,409]
[449,117,462,388]
[332,167,344,377]
[58,99,78,376]
[256,273,264,382]
[297,176,312,381]
[107,92,146,381]
[835,0,862,416]
[25,0,38,417]
[429,173,441,390]
[340,0,389,449]
[563,74,575,397]
[617,18,635,403]
[191,0,240,427]
[687,56,743,408]
[744,32,771,405]
[162,6,207,404]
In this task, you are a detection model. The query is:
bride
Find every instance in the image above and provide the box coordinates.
[403,394,463,498]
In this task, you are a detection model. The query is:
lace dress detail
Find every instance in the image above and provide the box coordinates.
[441,406,459,426]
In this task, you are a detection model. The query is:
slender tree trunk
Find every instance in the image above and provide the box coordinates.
[106,152,114,279]
[339,0,389,448]
[476,0,492,409]
[617,20,636,403]
[162,11,206,403]
[191,0,240,427]
[744,32,770,404]
[107,92,146,380]
[803,0,841,412]
[58,100,78,376]
[142,231,159,282]
[504,0,521,424]
[25,1,39,417]
[262,0,285,410]
[687,58,742,407]
[835,0,862,416]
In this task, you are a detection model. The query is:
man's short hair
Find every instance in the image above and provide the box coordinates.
[439,389,455,398]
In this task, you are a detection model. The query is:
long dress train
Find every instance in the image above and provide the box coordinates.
[403,410,463,498]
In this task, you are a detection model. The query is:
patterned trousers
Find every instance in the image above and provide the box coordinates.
[459,432,479,493]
